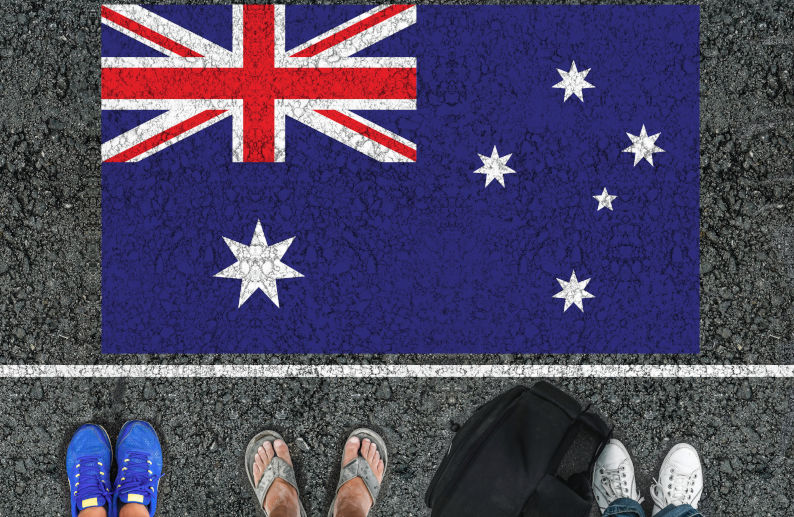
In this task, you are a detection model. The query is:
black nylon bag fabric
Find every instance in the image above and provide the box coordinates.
[425,382,611,517]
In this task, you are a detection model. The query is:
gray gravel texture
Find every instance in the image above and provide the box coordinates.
[1,378,793,516]
[0,0,793,516]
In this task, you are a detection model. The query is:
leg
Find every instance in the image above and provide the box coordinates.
[654,504,702,517]
[78,509,107,517]
[334,498,368,517]
[602,497,646,517]
[118,504,149,517]
[269,506,299,517]
[333,436,385,517]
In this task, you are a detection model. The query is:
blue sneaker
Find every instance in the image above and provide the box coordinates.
[112,420,163,516]
[66,424,113,517]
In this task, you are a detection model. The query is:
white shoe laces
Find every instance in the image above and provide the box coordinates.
[598,464,642,503]
[651,467,699,507]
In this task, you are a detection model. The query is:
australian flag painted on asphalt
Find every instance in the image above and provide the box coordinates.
[100,5,700,354]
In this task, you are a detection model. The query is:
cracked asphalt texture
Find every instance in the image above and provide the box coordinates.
[0,0,792,515]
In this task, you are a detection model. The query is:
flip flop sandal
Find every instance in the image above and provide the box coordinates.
[327,428,388,517]
[245,430,307,517]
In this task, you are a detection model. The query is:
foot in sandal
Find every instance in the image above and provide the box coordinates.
[246,431,305,517]
[332,434,386,517]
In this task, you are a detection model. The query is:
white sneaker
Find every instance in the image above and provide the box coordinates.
[592,439,643,512]
[650,443,704,516]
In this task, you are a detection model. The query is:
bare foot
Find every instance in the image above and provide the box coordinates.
[333,436,385,517]
[252,439,301,517]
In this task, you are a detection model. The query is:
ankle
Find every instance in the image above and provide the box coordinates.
[268,501,300,517]
[119,502,150,517]
[334,497,369,517]
[264,481,300,512]
[78,507,107,517]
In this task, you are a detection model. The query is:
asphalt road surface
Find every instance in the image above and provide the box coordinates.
[0,0,793,515]
[2,377,793,516]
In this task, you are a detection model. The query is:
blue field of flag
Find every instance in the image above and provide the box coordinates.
[101,5,699,353]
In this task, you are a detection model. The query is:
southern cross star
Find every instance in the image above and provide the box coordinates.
[553,270,594,312]
[623,124,665,166]
[552,61,595,102]
[593,187,617,211]
[473,146,516,188]
[215,220,303,308]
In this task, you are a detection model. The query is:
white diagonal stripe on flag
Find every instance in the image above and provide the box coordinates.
[101,101,237,162]
[101,4,239,68]
[283,5,417,69]
[101,11,183,58]
[279,99,416,162]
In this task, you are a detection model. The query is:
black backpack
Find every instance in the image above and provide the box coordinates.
[425,382,611,517]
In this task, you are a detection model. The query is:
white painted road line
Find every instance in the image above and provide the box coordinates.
[0,364,793,378]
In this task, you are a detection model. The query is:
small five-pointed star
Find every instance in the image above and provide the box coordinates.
[473,146,516,188]
[623,124,665,166]
[553,270,594,312]
[215,220,303,308]
[552,61,594,102]
[593,187,617,211]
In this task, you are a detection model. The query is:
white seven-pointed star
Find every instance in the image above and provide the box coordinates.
[473,146,516,188]
[553,270,595,312]
[622,125,665,166]
[552,61,595,102]
[593,187,618,211]
[215,220,303,308]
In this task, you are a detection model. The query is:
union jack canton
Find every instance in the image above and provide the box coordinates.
[101,4,417,162]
